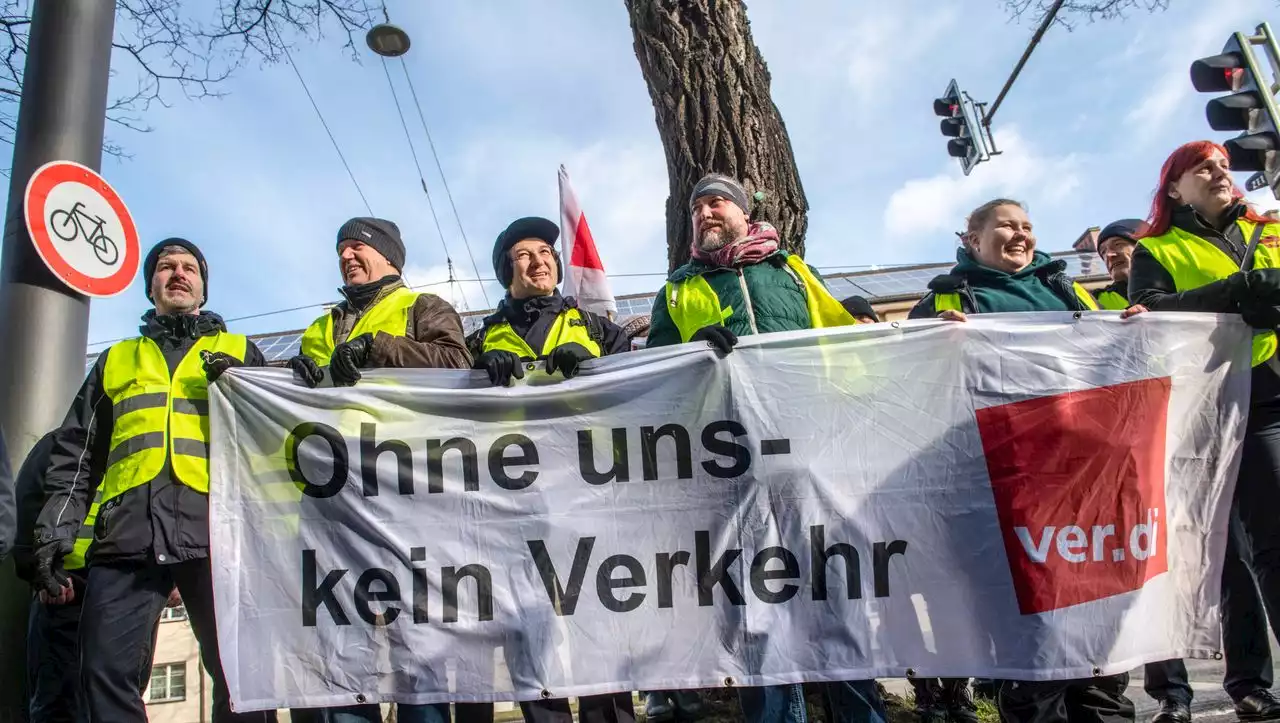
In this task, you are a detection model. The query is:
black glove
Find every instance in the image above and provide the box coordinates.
[288,354,325,388]
[330,333,373,387]
[690,325,738,355]
[545,343,594,379]
[476,349,525,387]
[32,538,73,599]
[1246,269,1280,306]
[202,351,243,382]
[1241,301,1280,330]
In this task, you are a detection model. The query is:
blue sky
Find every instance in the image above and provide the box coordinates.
[17,0,1276,349]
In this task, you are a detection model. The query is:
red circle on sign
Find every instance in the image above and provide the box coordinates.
[24,161,140,297]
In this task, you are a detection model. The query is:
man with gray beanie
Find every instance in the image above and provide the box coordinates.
[644,174,879,723]
[287,216,470,389]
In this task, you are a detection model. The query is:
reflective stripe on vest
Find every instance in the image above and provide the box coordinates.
[1095,290,1129,311]
[1140,220,1280,367]
[663,255,855,343]
[100,333,249,502]
[64,490,102,570]
[481,308,602,360]
[300,286,420,365]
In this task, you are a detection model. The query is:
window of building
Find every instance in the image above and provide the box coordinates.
[147,663,186,703]
[159,604,187,622]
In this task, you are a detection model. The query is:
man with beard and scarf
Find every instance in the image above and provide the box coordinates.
[30,239,272,723]
[469,216,629,386]
[286,217,470,723]
[463,215,632,723]
[644,173,881,723]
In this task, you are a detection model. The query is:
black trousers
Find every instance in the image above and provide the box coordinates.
[79,558,276,723]
[27,572,90,723]
[519,694,636,723]
[998,674,1134,723]
[1222,398,1280,701]
[1142,660,1192,706]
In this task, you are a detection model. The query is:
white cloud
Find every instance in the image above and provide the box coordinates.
[882,126,1081,240]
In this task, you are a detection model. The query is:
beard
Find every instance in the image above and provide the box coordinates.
[695,218,746,252]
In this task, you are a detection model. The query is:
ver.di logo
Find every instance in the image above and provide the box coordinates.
[976,377,1171,615]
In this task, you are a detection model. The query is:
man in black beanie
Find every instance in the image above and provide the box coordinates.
[469,216,629,387]
[287,216,470,389]
[840,295,880,324]
[30,238,271,723]
[1093,219,1144,311]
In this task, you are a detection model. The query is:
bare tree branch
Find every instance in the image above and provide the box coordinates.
[1002,0,1170,28]
[0,0,372,169]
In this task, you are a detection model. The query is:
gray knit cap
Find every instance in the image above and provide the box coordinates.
[690,173,750,214]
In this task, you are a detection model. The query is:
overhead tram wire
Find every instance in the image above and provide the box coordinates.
[375,39,464,308]
[397,59,491,307]
[279,39,373,216]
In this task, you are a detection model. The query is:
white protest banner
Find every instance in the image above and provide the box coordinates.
[211,313,1251,712]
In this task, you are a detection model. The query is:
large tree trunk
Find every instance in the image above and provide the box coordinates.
[625,0,808,272]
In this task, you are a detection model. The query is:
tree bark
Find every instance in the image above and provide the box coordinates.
[625,0,807,271]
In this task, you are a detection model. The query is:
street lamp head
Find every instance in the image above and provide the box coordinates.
[366,23,410,57]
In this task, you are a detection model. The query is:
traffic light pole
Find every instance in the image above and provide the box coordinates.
[0,2,115,720]
[983,0,1065,131]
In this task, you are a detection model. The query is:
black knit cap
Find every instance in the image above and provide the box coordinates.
[337,217,406,272]
[841,295,879,322]
[493,216,561,288]
[1097,219,1145,258]
[144,238,208,304]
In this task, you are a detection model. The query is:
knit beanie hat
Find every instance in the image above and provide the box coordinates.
[493,216,561,288]
[337,217,406,272]
[690,173,750,214]
[144,238,208,304]
[1096,219,1145,258]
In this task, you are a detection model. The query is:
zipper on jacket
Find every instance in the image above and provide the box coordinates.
[736,269,759,335]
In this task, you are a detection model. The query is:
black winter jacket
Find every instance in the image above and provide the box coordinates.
[12,432,55,580]
[33,311,265,565]
[1128,202,1280,402]
[468,292,631,359]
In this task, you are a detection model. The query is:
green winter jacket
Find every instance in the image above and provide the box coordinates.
[646,251,821,348]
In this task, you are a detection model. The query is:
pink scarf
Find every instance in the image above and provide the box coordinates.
[690,222,780,268]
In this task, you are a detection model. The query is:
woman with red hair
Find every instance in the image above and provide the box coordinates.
[1129,140,1280,722]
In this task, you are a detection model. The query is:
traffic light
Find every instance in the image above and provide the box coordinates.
[933,79,989,176]
[1191,24,1280,197]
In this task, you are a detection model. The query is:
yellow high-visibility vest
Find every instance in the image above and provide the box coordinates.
[300,286,420,365]
[100,333,248,501]
[933,282,1100,314]
[481,307,601,359]
[1139,219,1280,367]
[663,255,856,343]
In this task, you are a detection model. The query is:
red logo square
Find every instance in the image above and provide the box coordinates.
[976,377,1171,615]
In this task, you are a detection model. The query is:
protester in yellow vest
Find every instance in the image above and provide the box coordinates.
[29,239,273,723]
[288,217,470,389]
[643,173,875,723]
[645,173,857,360]
[909,199,1108,320]
[1129,140,1280,723]
[470,216,629,386]
[286,218,470,723]
[1092,219,1145,311]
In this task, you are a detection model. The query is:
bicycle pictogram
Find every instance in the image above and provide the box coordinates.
[49,201,118,266]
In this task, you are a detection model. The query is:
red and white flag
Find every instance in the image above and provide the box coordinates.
[558,165,616,317]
